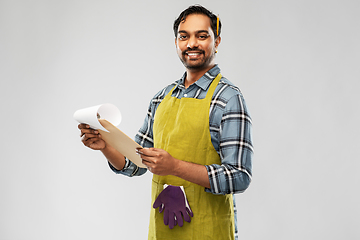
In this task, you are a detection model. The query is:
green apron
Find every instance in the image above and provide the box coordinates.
[148,74,234,240]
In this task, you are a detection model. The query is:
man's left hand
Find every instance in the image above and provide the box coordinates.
[136,148,178,176]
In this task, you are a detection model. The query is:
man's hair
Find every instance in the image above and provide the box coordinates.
[173,5,222,39]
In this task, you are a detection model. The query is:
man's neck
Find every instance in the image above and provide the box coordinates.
[184,64,215,88]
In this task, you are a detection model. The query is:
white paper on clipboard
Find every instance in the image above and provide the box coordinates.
[73,103,122,132]
[73,104,146,168]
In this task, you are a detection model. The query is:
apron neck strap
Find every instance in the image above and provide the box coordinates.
[204,73,222,100]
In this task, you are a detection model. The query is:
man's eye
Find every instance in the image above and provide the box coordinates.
[199,35,209,39]
[179,35,187,40]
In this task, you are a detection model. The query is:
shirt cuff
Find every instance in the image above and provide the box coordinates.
[108,157,130,174]
[205,165,223,195]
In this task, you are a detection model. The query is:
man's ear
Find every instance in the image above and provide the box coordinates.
[215,36,221,49]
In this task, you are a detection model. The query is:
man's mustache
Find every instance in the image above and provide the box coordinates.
[183,48,205,55]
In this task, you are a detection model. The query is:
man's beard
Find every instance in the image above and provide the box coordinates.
[180,48,215,70]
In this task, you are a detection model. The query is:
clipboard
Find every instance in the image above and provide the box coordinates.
[98,119,146,168]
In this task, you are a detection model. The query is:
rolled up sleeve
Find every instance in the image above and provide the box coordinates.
[205,94,253,195]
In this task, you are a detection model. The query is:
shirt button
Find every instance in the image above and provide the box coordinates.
[184,94,188,97]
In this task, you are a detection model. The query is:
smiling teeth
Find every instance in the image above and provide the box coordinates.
[188,53,200,56]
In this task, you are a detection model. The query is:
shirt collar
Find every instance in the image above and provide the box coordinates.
[175,65,221,91]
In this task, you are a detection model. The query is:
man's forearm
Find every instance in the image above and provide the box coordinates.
[137,148,211,189]
[101,144,126,171]
[173,159,211,189]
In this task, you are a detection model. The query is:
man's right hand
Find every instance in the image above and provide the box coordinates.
[78,124,106,150]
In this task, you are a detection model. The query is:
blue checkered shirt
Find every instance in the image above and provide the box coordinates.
[109,65,253,239]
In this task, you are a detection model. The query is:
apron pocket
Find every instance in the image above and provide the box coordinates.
[150,179,195,239]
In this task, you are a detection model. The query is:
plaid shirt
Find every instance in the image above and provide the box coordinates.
[109,65,253,239]
[110,65,253,195]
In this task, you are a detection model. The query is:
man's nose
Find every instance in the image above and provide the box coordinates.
[187,36,199,49]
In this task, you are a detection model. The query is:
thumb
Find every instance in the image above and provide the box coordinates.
[153,196,163,209]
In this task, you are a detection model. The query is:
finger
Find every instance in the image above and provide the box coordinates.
[168,212,176,229]
[141,159,152,168]
[83,135,102,146]
[136,148,157,157]
[175,212,183,227]
[159,204,164,213]
[164,209,169,226]
[137,149,156,164]
[136,149,150,157]
[83,137,97,146]
[78,123,90,129]
[186,207,193,218]
[141,157,154,165]
[183,209,191,222]
[80,127,99,134]
[82,132,100,140]
[153,197,162,209]
[81,134,90,143]
[81,135,99,145]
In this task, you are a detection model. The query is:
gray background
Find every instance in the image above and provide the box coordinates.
[1,0,359,239]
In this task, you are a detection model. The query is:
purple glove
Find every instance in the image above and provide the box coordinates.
[153,185,193,229]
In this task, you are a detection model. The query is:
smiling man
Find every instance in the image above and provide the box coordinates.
[79,5,253,240]
[176,13,220,80]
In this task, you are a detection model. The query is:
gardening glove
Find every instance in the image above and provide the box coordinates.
[153,184,193,229]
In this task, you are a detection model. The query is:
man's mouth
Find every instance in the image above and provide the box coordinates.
[184,51,204,59]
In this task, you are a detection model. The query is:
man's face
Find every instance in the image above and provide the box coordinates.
[175,14,220,71]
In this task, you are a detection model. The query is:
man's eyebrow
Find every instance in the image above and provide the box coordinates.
[177,30,210,34]
[196,30,210,34]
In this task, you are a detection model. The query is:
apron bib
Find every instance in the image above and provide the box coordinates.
[148,74,235,240]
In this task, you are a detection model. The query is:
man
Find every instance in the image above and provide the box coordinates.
[79,5,253,240]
